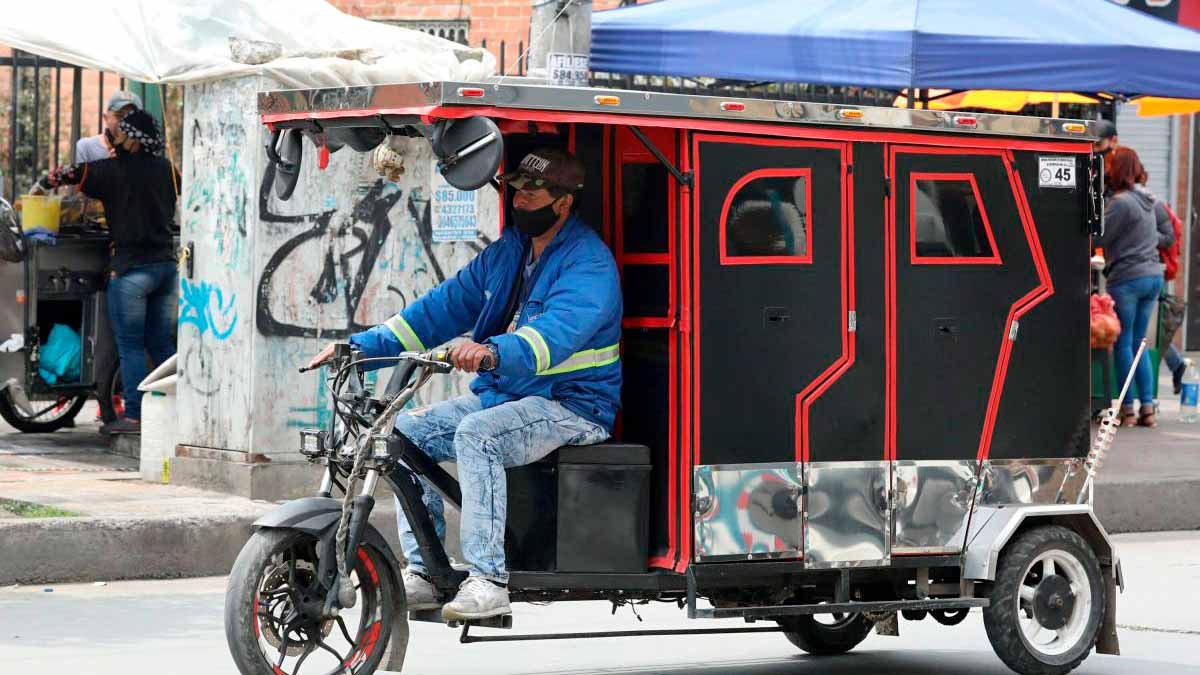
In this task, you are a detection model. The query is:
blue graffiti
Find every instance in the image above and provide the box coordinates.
[179,278,239,340]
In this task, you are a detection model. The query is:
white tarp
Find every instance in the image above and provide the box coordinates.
[0,0,495,87]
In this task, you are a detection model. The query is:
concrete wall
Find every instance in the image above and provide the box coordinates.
[178,76,499,457]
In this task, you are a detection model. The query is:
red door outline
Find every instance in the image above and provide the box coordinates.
[884,146,1054,463]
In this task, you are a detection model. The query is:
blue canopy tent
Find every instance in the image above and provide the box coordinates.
[591,0,1200,99]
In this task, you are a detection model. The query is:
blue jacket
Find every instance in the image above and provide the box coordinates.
[349,214,623,431]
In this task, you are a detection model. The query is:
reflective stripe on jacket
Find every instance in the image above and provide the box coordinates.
[349,214,623,431]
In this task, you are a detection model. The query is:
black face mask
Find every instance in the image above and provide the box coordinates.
[512,201,560,237]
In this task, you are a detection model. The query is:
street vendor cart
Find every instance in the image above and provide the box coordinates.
[0,199,121,432]
[224,79,1116,675]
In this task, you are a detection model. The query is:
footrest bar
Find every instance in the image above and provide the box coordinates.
[458,625,784,644]
[694,597,989,619]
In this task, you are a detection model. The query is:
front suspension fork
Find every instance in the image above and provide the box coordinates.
[384,433,468,595]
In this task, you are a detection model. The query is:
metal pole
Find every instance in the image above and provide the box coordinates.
[10,52,20,200]
[70,68,82,162]
[526,0,593,84]
[32,54,39,178]
[98,72,105,133]
[53,64,61,168]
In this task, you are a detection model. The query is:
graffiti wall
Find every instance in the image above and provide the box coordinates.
[177,79,258,451]
[179,76,499,456]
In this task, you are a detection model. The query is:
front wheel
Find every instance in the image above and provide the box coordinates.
[225,529,397,675]
[779,613,873,655]
[983,525,1105,675]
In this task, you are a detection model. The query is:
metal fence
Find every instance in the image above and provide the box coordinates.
[0,49,183,203]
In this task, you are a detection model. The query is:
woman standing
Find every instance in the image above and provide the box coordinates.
[38,109,178,435]
[1097,146,1165,427]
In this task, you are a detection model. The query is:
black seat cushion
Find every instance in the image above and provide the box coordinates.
[545,442,650,465]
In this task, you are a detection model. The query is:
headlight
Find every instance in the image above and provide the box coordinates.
[299,429,326,457]
[371,434,391,457]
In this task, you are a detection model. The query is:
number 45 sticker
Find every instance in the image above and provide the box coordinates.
[1039,156,1076,189]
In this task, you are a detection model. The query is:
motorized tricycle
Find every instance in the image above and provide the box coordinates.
[225,78,1120,675]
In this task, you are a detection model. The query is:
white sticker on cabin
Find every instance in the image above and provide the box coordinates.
[431,159,479,242]
[547,52,589,87]
[1038,156,1076,189]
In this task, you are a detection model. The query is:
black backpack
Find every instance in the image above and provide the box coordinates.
[0,198,26,263]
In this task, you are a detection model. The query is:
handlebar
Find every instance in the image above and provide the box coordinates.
[299,346,495,374]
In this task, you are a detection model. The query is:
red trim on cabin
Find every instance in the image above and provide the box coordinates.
[717,168,814,266]
[612,126,682,572]
[261,105,1093,155]
[680,135,698,573]
[974,150,1054,462]
[798,145,857,462]
[885,147,896,460]
[692,133,853,477]
[908,172,1002,266]
[885,145,1054,464]
[624,252,671,265]
[624,317,674,329]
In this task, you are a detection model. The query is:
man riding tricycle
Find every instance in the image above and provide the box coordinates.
[224,78,1119,675]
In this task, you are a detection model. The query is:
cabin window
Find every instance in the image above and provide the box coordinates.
[910,175,1000,264]
[721,170,811,264]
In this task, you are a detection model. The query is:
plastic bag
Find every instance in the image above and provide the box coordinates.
[37,324,82,384]
[1160,292,1186,348]
[0,199,26,263]
[1090,293,1121,349]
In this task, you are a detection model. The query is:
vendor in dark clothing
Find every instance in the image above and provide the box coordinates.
[38,109,179,435]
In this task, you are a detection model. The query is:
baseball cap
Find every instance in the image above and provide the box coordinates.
[500,147,585,193]
[1094,119,1117,140]
[107,90,143,113]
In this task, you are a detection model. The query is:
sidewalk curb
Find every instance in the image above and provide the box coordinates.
[0,514,260,585]
[1095,478,1200,534]
[0,506,423,586]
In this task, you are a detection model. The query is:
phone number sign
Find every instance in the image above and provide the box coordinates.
[547,53,589,87]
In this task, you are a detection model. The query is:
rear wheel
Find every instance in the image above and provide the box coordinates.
[0,387,87,433]
[983,526,1104,675]
[225,529,396,675]
[779,612,873,655]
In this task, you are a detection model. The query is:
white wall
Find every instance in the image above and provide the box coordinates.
[178,76,499,456]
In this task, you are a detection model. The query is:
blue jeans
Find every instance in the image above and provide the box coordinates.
[106,262,178,420]
[394,393,608,583]
[1108,274,1163,407]
[1164,343,1184,375]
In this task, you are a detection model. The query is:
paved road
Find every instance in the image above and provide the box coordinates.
[4,531,1200,675]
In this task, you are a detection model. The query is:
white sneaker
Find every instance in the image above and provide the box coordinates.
[441,576,511,620]
[402,569,442,610]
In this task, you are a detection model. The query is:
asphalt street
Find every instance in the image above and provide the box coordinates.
[3,531,1200,675]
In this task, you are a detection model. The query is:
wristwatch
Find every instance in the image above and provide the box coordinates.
[485,344,500,371]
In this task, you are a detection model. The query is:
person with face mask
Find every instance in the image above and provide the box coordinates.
[38,109,179,435]
[308,147,621,621]
[75,90,143,163]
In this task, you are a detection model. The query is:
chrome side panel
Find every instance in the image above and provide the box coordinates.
[979,458,1087,506]
[693,463,804,562]
[892,460,978,555]
[804,461,890,568]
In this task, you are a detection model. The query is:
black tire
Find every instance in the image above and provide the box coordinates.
[0,388,87,433]
[983,526,1105,675]
[225,529,395,675]
[96,358,122,424]
[779,613,873,656]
